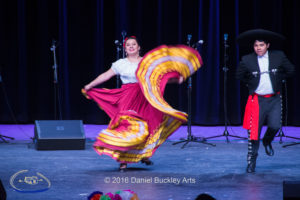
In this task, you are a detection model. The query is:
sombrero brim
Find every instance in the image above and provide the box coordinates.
[236,29,285,46]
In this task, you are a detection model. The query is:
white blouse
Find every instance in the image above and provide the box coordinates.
[111,58,139,84]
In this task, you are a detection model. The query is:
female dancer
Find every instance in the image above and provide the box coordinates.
[83,36,202,171]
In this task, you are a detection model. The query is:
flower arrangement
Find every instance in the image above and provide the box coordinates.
[88,189,139,200]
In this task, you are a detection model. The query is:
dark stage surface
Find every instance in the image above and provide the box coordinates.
[1,125,300,200]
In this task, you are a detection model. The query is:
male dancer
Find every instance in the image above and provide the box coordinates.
[236,29,295,173]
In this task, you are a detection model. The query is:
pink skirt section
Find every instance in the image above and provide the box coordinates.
[83,83,182,163]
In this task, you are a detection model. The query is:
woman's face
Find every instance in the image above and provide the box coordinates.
[125,39,140,56]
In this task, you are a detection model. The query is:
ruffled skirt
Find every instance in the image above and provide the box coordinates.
[83,83,182,163]
[83,44,203,163]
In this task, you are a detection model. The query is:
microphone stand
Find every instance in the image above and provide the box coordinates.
[115,40,122,88]
[121,30,126,59]
[173,34,215,149]
[276,79,287,144]
[204,33,246,143]
[50,40,62,120]
[115,30,127,88]
[278,80,300,147]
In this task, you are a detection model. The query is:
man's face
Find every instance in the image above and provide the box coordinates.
[253,40,270,56]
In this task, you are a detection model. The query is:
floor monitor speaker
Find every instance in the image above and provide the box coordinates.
[283,181,300,200]
[34,120,85,150]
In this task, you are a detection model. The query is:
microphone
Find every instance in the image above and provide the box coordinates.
[192,40,204,48]
[187,34,192,46]
[114,40,122,47]
[224,33,229,48]
[50,39,57,51]
[224,33,228,41]
[198,40,204,44]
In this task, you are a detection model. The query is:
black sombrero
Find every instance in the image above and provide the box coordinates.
[236,29,286,46]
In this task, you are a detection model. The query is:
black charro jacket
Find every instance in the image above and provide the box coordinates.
[236,50,295,95]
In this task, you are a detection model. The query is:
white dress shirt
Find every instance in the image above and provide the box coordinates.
[255,51,274,95]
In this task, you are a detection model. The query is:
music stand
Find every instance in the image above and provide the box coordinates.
[203,34,247,143]
[172,34,215,149]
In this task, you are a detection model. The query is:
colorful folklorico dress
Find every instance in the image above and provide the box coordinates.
[82,45,203,163]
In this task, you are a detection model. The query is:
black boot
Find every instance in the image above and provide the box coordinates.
[262,128,277,156]
[246,153,258,173]
[141,158,154,166]
[119,163,127,172]
[246,139,259,173]
[262,138,274,156]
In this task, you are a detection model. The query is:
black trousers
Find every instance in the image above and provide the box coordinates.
[248,94,282,160]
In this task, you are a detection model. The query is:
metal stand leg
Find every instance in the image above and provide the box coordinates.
[0,134,14,143]
[172,77,215,149]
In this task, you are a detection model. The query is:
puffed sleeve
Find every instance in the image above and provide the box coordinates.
[111,60,121,75]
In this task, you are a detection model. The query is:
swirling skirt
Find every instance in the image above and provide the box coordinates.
[83,83,182,163]
[83,44,203,163]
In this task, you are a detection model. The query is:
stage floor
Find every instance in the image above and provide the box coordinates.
[1,125,300,199]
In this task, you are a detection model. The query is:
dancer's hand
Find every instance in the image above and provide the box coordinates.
[167,76,184,84]
[84,84,92,91]
[178,76,184,84]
